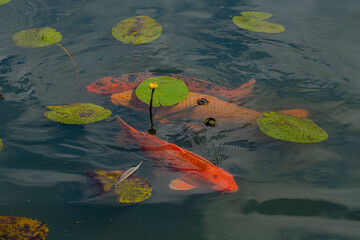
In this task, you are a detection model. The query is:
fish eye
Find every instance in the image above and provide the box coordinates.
[213,175,218,179]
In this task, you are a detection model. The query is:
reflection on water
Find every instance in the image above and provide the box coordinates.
[1,0,360,239]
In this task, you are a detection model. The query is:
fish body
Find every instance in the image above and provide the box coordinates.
[111,90,263,125]
[86,72,255,100]
[116,116,238,193]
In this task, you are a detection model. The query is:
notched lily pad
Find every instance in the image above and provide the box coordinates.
[257,111,328,143]
[44,103,112,124]
[12,27,62,48]
[135,76,189,107]
[0,216,49,240]
[112,16,162,44]
[0,0,10,6]
[87,169,152,203]
[233,11,285,33]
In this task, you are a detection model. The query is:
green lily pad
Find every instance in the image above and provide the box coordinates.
[0,139,2,151]
[87,169,152,203]
[233,11,285,33]
[111,16,162,45]
[0,0,11,6]
[135,76,189,107]
[257,111,328,143]
[12,27,62,48]
[44,103,112,124]
[0,216,49,240]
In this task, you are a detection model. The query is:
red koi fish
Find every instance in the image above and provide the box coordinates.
[111,90,308,125]
[86,72,255,100]
[116,115,238,193]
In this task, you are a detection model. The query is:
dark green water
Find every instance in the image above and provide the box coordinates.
[1,0,360,239]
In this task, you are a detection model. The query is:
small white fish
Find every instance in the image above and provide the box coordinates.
[113,161,143,188]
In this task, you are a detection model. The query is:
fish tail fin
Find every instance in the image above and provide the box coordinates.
[116,115,139,138]
[279,109,309,118]
[229,79,256,99]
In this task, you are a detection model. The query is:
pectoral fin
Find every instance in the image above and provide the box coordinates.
[169,178,196,190]
[279,109,309,118]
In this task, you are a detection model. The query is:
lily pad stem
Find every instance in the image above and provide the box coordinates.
[56,43,79,89]
[148,88,156,135]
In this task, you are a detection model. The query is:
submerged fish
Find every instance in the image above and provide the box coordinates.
[116,115,238,192]
[86,72,255,100]
[111,90,308,125]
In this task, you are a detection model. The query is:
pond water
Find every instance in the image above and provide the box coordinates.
[1,0,360,239]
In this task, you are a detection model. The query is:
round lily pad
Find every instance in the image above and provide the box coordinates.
[135,76,189,107]
[111,16,162,44]
[0,0,11,6]
[0,216,49,240]
[12,27,62,48]
[0,139,2,151]
[233,11,285,33]
[44,103,112,124]
[257,111,328,143]
[87,169,152,203]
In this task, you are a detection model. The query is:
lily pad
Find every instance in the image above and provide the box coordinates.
[44,103,112,124]
[87,169,152,203]
[0,0,11,6]
[233,11,285,33]
[111,16,162,44]
[257,111,328,143]
[12,27,62,48]
[0,216,49,240]
[135,76,189,107]
[0,139,2,151]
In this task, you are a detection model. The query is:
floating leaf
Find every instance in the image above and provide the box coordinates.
[0,216,49,240]
[0,139,2,151]
[44,103,112,124]
[257,111,328,143]
[87,169,152,203]
[135,76,189,107]
[111,16,162,45]
[12,27,62,48]
[0,0,11,6]
[233,11,285,33]
[114,161,143,188]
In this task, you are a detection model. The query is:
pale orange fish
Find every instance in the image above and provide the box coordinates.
[111,90,308,126]
[86,72,255,101]
[116,115,238,192]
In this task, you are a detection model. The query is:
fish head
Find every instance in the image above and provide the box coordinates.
[86,76,135,94]
[196,167,238,193]
[111,90,148,111]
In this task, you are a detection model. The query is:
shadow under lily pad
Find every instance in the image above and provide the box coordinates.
[44,103,112,124]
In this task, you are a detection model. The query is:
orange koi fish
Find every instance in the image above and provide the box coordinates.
[86,72,255,100]
[116,115,238,192]
[111,90,308,125]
